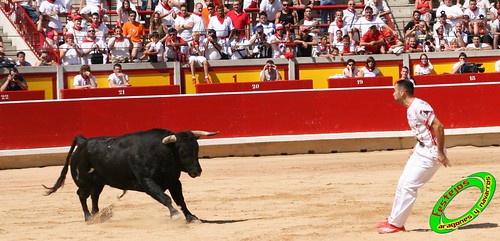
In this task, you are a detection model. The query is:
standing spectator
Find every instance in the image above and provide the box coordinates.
[12,0,41,24]
[415,0,433,26]
[462,0,489,17]
[175,4,195,44]
[414,53,434,75]
[66,15,87,43]
[1,68,28,91]
[150,12,167,42]
[249,25,271,58]
[465,34,492,50]
[227,0,250,39]
[472,15,492,44]
[229,30,250,59]
[73,64,97,89]
[108,63,131,87]
[364,0,392,23]
[154,0,175,28]
[343,59,359,77]
[202,3,216,29]
[60,33,82,65]
[38,0,67,32]
[358,56,381,77]
[492,10,500,49]
[328,11,350,46]
[294,0,313,22]
[142,32,165,62]
[79,0,103,23]
[436,0,464,26]
[35,50,58,66]
[404,11,423,38]
[79,26,107,65]
[165,28,188,62]
[208,5,235,39]
[37,15,59,49]
[260,60,282,81]
[141,0,159,11]
[320,0,335,31]
[269,24,293,58]
[64,8,80,35]
[464,0,481,33]
[192,2,207,36]
[122,11,146,62]
[294,25,317,57]
[490,1,500,21]
[88,12,108,43]
[188,32,210,84]
[360,25,386,54]
[343,0,359,33]
[108,26,132,63]
[404,36,423,53]
[15,51,32,67]
[299,6,319,37]
[275,0,298,32]
[353,6,393,40]
[259,0,282,23]
[253,12,276,38]
[117,0,140,26]
[204,28,227,60]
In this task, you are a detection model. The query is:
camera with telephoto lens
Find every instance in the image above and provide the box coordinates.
[460,63,485,73]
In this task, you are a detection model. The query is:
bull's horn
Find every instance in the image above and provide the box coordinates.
[192,131,219,137]
[162,135,177,144]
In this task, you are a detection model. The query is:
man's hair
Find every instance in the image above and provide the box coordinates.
[113,63,122,69]
[413,10,421,16]
[459,52,467,58]
[396,79,414,96]
[402,66,409,71]
[266,60,275,65]
[17,51,25,57]
[259,11,267,17]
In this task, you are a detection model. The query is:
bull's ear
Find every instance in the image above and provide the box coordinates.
[192,131,219,137]
[162,135,177,144]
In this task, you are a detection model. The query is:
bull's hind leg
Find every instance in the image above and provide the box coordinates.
[90,184,105,215]
[140,178,181,219]
[76,187,93,221]
[169,179,200,223]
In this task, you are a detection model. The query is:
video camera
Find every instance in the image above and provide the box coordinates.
[460,63,485,73]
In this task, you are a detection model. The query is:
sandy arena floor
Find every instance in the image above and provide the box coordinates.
[0,146,499,241]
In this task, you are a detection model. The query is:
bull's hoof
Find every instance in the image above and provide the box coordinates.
[186,214,201,223]
[84,214,94,222]
[170,209,182,220]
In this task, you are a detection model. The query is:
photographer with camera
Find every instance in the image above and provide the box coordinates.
[34,50,58,66]
[260,60,282,81]
[1,67,28,91]
[249,25,271,58]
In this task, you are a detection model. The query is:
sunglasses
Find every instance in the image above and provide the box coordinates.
[283,4,289,6]
[88,30,95,32]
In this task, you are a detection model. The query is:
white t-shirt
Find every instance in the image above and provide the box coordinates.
[191,13,207,35]
[360,67,380,77]
[414,63,434,75]
[495,60,500,72]
[148,41,165,62]
[328,21,349,37]
[436,4,464,26]
[154,4,175,26]
[354,16,386,37]
[79,39,107,65]
[39,0,67,31]
[343,9,358,29]
[108,37,131,59]
[259,0,282,21]
[108,72,129,87]
[407,97,437,149]
[230,38,250,59]
[73,74,97,88]
[60,43,81,65]
[175,15,195,42]
[207,16,235,38]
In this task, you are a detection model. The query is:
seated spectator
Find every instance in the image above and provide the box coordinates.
[422,35,437,52]
[466,34,492,50]
[383,30,404,54]
[464,0,481,33]
[471,14,492,44]
[331,29,344,52]
[436,0,464,26]
[141,32,165,62]
[434,25,451,51]
[451,52,468,74]
[495,59,500,72]
[450,22,468,48]
[404,11,422,37]
[37,15,59,49]
[400,66,415,85]
[260,60,282,81]
[404,36,423,53]
[339,34,357,56]
[446,38,466,51]
[1,67,28,91]
[463,0,490,18]
[353,6,394,41]
[108,26,132,63]
[118,0,140,26]
[204,28,228,60]
[229,30,250,59]
[414,21,432,45]
[0,51,15,68]
[364,0,392,23]
[188,32,210,84]
[66,15,87,44]
[433,11,453,36]
[79,26,108,65]
[249,25,271,58]
[35,50,58,66]
[314,35,334,57]
[414,53,434,75]
[108,64,131,88]
[259,0,282,23]
[88,12,108,42]
[60,33,83,65]
[358,56,381,77]
[15,51,32,67]
[269,24,293,58]
[73,64,97,89]
[165,28,188,62]
[38,0,67,32]
[490,1,500,22]
[415,0,432,26]
[150,12,167,42]
[492,11,500,49]
[343,58,359,77]
[328,10,350,46]
[253,11,276,38]
[294,25,317,57]
[122,11,146,62]
[360,25,386,54]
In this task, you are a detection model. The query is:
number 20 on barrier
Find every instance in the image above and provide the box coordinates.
[429,172,496,234]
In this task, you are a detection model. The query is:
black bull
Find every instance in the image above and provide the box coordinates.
[44,129,218,223]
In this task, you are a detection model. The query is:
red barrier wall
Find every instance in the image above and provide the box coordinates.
[195,80,313,93]
[328,76,393,88]
[1,83,500,150]
[61,85,180,99]
[0,90,45,101]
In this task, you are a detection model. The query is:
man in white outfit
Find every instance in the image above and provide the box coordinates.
[377,79,451,234]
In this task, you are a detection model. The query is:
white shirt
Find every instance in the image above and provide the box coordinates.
[414,63,434,75]
[66,27,87,44]
[108,72,129,87]
[148,41,165,62]
[343,9,358,29]
[175,15,194,42]
[407,97,437,149]
[495,60,500,72]
[191,13,206,35]
[73,74,97,88]
[230,38,250,59]
[39,0,67,31]
[259,0,282,21]
[79,38,107,65]
[108,37,131,59]
[268,34,286,58]
[463,7,481,21]
[328,20,350,37]
[360,67,380,77]
[343,66,359,77]
[60,43,81,65]
[354,16,385,37]
[207,16,235,38]
[154,4,175,26]
[436,4,464,26]
[203,38,227,60]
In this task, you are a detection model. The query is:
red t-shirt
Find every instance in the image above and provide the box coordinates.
[226,10,250,38]
[361,30,383,54]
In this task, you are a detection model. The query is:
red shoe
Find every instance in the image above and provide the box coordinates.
[192,77,196,84]
[377,222,405,234]
[204,77,211,84]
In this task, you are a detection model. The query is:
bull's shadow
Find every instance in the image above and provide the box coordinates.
[200,218,259,224]
[411,222,498,232]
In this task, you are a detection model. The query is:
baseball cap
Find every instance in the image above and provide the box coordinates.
[276,24,284,30]
[300,25,309,32]
[73,15,83,21]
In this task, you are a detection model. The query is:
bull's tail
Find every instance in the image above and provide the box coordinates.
[43,135,84,195]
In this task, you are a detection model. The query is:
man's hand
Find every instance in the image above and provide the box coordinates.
[437,152,451,167]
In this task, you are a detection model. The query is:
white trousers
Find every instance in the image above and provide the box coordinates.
[388,145,441,227]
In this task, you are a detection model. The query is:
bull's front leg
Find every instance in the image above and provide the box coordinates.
[140,178,182,220]
[169,179,200,223]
